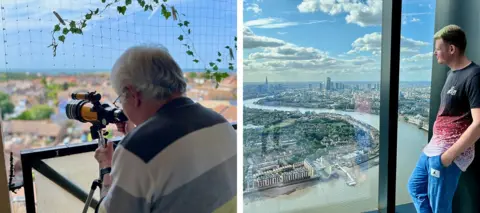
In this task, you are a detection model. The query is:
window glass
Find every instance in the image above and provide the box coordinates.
[396,0,436,208]
[244,0,385,212]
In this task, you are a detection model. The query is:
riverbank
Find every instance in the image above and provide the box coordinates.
[251,97,428,133]
[244,154,380,203]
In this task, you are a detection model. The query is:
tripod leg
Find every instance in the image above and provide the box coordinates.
[83,179,101,213]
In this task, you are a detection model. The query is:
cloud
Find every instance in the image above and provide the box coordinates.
[246,3,262,14]
[348,32,429,55]
[401,12,430,24]
[244,25,432,77]
[245,18,297,29]
[243,27,286,49]
[245,54,378,74]
[402,52,433,62]
[249,45,328,60]
[244,17,334,29]
[297,0,382,27]
[277,32,288,35]
[243,32,378,73]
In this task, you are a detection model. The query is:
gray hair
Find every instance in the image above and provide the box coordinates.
[111,45,187,101]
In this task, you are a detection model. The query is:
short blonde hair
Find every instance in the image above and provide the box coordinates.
[434,24,467,54]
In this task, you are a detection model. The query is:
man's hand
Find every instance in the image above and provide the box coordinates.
[116,120,136,135]
[441,151,456,167]
[95,141,114,168]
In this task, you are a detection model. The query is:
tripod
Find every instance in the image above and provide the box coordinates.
[82,124,108,213]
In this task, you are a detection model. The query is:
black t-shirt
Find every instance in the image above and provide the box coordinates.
[434,62,480,136]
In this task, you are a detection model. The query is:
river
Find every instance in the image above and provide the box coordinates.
[243,98,428,213]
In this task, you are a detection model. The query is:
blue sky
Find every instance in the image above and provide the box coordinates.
[244,0,436,82]
[0,0,236,72]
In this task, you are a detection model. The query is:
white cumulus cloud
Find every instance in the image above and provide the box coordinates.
[297,0,382,27]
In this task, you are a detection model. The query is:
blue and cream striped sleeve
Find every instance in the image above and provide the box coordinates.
[97,144,154,213]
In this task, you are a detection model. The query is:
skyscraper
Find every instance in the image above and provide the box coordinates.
[326,77,331,91]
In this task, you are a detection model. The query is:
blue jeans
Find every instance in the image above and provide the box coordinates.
[407,153,462,213]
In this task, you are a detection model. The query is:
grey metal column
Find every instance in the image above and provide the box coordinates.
[430,1,480,212]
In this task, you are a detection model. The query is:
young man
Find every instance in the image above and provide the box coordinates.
[407,25,480,213]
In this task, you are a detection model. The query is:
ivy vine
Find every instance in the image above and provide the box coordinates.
[48,0,236,87]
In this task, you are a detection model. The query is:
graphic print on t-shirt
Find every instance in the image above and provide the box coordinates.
[424,62,480,171]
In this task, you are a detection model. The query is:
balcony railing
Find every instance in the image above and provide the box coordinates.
[19,123,237,213]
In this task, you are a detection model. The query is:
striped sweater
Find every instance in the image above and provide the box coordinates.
[97,97,237,213]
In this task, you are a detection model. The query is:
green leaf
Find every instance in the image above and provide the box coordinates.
[163,0,167,2]
[215,74,222,83]
[225,46,230,49]
[161,4,171,19]
[218,52,221,56]
[94,8,100,14]
[153,0,159,3]
[82,21,87,28]
[144,5,149,11]
[193,59,199,63]
[138,0,145,7]
[85,13,92,20]
[69,21,76,28]
[183,21,189,27]
[62,28,69,35]
[58,35,65,43]
[126,0,132,5]
[117,6,127,15]
[102,0,106,3]
[54,25,60,32]
[186,50,194,56]
[229,64,234,70]
[178,23,183,27]
[213,65,218,71]
[178,35,183,41]
[217,59,222,62]
[209,62,215,67]
[234,36,237,41]
[149,5,153,10]
[188,29,191,34]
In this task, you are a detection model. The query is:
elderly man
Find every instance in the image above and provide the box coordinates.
[94,46,237,213]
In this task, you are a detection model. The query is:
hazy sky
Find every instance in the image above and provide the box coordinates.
[0,0,236,71]
[244,0,437,82]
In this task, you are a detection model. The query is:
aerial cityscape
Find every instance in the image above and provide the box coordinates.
[243,77,431,205]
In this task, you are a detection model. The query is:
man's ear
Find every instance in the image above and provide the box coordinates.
[125,85,141,107]
[134,91,142,108]
[449,44,456,54]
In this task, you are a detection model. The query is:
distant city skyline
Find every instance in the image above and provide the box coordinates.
[244,77,433,83]
[0,0,236,71]
[244,0,436,82]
